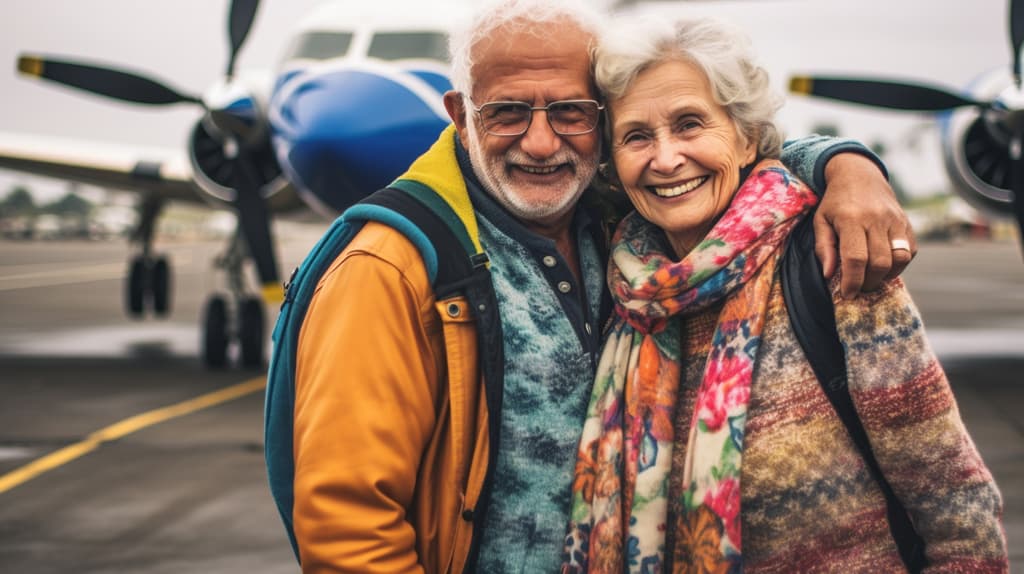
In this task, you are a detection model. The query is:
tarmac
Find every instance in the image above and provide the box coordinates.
[0,230,1021,573]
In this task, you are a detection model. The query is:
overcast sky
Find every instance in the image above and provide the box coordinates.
[0,0,1010,200]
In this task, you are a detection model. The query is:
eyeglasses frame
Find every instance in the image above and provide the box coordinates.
[466,96,605,137]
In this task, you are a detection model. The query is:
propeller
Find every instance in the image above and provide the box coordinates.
[789,0,1024,258]
[15,0,280,294]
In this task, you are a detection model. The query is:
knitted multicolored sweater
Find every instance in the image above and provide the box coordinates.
[663,275,1008,573]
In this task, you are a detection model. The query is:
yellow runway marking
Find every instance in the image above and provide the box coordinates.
[0,377,266,495]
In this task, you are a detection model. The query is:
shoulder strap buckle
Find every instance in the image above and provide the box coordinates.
[470,252,490,269]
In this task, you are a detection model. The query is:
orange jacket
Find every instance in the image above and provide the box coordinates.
[293,219,491,573]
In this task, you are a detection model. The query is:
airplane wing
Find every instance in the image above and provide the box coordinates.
[0,131,202,204]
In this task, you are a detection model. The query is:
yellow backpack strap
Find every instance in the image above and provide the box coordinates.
[391,124,485,257]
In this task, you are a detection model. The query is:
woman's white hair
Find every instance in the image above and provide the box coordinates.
[595,15,784,158]
[448,0,605,97]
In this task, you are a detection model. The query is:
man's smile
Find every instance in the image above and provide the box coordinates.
[510,162,572,179]
[517,164,562,175]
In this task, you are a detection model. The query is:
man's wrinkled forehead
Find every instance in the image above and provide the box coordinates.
[467,18,596,89]
[473,16,591,54]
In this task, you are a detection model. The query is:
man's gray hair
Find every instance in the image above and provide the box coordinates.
[448,0,605,97]
[595,16,784,158]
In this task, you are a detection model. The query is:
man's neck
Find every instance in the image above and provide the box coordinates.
[522,213,581,281]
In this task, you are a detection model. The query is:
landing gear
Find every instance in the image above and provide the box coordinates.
[125,254,172,318]
[125,196,173,319]
[200,231,267,370]
[189,135,279,369]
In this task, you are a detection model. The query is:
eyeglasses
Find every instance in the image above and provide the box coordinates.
[469,98,604,137]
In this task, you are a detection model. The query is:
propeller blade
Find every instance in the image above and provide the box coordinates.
[236,189,279,289]
[232,154,281,302]
[227,0,261,77]
[1012,0,1024,84]
[789,76,983,112]
[17,54,201,106]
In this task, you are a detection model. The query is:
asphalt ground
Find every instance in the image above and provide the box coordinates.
[0,231,1021,573]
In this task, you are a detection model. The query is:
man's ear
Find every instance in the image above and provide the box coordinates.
[443,91,470,148]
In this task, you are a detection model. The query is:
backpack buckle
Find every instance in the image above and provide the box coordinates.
[470,252,490,269]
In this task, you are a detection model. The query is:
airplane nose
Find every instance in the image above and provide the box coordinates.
[269,67,451,215]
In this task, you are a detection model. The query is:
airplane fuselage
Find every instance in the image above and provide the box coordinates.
[263,11,455,218]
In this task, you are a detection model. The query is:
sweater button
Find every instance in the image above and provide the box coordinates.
[447,303,461,318]
[461,509,475,522]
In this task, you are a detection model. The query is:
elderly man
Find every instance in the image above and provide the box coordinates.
[289,1,914,572]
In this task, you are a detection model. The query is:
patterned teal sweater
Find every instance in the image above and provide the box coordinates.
[472,209,606,573]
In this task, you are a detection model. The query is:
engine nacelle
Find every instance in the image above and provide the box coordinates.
[188,80,288,207]
[941,69,1015,217]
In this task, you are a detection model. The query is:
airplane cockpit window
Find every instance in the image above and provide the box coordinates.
[286,32,354,60]
[367,32,448,62]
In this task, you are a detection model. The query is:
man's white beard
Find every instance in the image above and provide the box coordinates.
[464,116,598,226]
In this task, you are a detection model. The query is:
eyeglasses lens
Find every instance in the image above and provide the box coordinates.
[479,101,600,136]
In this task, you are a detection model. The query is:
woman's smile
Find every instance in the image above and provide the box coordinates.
[647,175,709,199]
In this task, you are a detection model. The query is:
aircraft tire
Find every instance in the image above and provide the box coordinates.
[238,297,265,369]
[126,257,146,317]
[203,294,229,369]
[151,257,172,317]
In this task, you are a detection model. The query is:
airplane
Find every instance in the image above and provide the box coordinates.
[0,0,1011,372]
[786,0,1024,258]
[0,0,463,369]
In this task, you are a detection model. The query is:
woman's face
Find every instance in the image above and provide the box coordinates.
[609,59,757,256]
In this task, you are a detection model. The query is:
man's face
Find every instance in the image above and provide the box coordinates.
[445,20,601,228]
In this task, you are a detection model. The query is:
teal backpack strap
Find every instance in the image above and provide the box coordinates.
[264,185,504,564]
[362,183,507,568]
[781,212,926,573]
[265,209,366,560]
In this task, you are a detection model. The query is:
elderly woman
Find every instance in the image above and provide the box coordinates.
[563,16,1008,574]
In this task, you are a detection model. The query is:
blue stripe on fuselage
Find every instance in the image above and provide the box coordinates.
[407,69,452,95]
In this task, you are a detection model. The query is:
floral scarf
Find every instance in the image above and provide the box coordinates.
[563,161,817,573]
